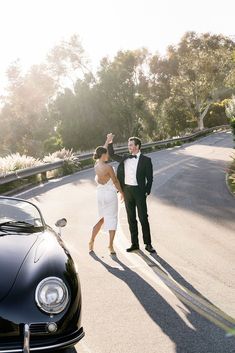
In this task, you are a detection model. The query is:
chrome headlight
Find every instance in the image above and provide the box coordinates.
[35,277,69,314]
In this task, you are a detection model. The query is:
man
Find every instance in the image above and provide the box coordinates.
[107,133,155,253]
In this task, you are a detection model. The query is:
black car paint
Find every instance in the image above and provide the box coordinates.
[0,197,83,351]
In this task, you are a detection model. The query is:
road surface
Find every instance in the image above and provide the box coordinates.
[18,131,235,353]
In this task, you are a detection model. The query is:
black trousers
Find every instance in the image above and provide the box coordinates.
[124,185,152,246]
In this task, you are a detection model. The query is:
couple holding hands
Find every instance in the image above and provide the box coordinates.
[89,133,156,255]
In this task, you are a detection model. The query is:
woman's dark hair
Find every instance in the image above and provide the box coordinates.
[93,146,107,160]
[128,136,141,149]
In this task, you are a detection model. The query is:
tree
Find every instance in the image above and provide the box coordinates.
[226,95,235,119]
[0,35,92,156]
[0,61,56,156]
[95,49,155,141]
[47,34,93,92]
[48,48,157,151]
[2,31,234,157]
[150,32,235,131]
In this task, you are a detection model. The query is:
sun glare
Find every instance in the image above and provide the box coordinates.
[0,0,234,92]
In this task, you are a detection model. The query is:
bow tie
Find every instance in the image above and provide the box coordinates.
[128,154,137,159]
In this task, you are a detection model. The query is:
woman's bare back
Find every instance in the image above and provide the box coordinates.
[94,162,111,185]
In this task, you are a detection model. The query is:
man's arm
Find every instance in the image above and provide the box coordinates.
[106,133,124,163]
[145,158,153,195]
[107,143,123,163]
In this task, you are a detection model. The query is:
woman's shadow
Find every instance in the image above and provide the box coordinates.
[90,252,235,353]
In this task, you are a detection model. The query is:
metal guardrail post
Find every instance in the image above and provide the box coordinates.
[41,171,47,182]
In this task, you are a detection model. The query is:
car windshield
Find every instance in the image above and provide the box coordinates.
[0,198,44,230]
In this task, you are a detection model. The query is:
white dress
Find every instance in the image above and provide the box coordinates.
[95,176,118,231]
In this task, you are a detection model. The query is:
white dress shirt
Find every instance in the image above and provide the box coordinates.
[124,151,141,186]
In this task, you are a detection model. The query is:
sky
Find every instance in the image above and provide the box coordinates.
[0,0,235,89]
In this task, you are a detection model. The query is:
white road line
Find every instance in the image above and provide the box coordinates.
[153,156,195,176]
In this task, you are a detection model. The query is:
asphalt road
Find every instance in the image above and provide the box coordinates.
[18,131,235,353]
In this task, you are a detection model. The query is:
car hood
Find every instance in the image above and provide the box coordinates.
[0,233,38,302]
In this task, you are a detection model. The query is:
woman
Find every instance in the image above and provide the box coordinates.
[89,144,124,255]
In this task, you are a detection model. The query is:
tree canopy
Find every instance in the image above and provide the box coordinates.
[0,31,234,156]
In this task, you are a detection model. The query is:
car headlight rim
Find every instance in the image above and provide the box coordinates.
[35,277,69,314]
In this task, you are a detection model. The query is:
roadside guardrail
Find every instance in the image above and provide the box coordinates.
[0,160,64,186]
[0,124,230,189]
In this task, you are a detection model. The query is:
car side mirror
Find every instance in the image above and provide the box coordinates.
[55,218,67,236]
[55,218,67,228]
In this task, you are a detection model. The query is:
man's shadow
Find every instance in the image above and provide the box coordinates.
[90,252,235,353]
[136,251,235,330]
[137,251,216,305]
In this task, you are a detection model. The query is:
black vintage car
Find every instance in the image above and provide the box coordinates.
[0,196,84,352]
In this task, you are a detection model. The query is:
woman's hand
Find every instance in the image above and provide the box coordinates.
[106,133,115,143]
[119,191,125,203]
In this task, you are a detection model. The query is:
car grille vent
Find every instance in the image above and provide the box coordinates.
[30,323,49,334]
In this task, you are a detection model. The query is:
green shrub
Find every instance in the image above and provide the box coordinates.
[175,141,183,146]
[43,148,80,175]
[205,100,229,128]
[43,135,63,154]
[230,117,235,137]
[79,158,93,169]
[225,96,235,138]
[228,154,235,194]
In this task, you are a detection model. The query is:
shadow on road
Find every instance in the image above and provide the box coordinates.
[58,348,77,353]
[20,171,96,201]
[136,250,214,304]
[90,251,235,353]
[151,154,235,226]
[136,251,235,324]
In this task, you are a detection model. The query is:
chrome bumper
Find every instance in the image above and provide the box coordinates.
[0,324,85,353]
[23,324,30,353]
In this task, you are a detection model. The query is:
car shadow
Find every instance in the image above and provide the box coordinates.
[89,251,235,353]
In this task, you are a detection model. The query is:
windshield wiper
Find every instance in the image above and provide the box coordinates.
[0,221,35,227]
[0,229,11,236]
[0,221,43,232]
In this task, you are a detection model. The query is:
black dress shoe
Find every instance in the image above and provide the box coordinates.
[126,244,139,252]
[145,244,156,253]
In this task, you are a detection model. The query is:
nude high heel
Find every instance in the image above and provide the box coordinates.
[108,246,116,255]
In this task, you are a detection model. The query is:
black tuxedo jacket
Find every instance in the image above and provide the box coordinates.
[108,143,153,195]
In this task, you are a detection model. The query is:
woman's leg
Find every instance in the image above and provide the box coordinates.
[89,218,104,251]
[108,230,116,254]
